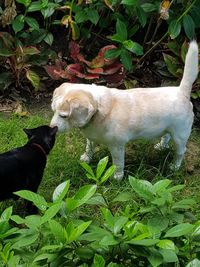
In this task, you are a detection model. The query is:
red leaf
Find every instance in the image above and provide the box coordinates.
[90,56,105,68]
[66,63,85,78]
[86,67,104,74]
[44,65,62,80]
[104,71,125,84]
[98,45,118,57]
[84,73,99,80]
[69,41,80,62]
[102,63,123,75]
[77,54,92,66]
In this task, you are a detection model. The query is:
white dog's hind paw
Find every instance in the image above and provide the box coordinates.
[80,153,91,163]
[114,171,124,181]
[169,163,180,172]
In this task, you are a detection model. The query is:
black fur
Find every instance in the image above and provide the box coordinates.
[0,125,58,213]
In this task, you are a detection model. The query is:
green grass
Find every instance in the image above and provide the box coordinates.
[0,110,200,216]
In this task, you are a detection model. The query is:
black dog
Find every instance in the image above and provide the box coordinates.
[0,125,58,213]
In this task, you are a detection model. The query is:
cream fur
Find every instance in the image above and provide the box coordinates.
[50,41,199,180]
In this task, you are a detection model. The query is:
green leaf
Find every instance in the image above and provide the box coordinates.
[87,9,99,25]
[74,184,97,205]
[172,198,196,210]
[123,40,143,55]
[23,46,40,55]
[101,207,114,228]
[86,193,107,206]
[26,69,40,90]
[52,180,70,202]
[141,3,157,12]
[127,239,159,246]
[152,179,172,194]
[116,19,127,42]
[70,20,80,41]
[96,156,108,179]
[80,162,95,179]
[121,0,138,6]
[41,203,62,224]
[16,0,31,7]
[100,165,116,183]
[129,176,154,201]
[12,15,24,34]
[75,10,87,23]
[112,191,132,203]
[49,219,66,243]
[159,249,178,263]
[66,221,92,242]
[148,216,169,233]
[163,53,180,77]
[110,34,124,43]
[25,17,39,30]
[0,49,14,56]
[186,259,200,267]
[157,240,175,250]
[14,190,47,211]
[44,32,54,45]
[148,251,163,267]
[183,15,195,39]
[113,216,128,234]
[28,1,42,12]
[93,254,105,267]
[164,223,194,238]
[168,20,181,39]
[99,235,119,246]
[167,184,185,192]
[11,233,39,249]
[105,48,121,59]
[1,207,13,221]
[120,49,133,71]
[136,6,147,27]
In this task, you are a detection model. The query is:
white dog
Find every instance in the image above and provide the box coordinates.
[50,41,198,180]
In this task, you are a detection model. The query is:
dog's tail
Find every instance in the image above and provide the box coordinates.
[180,40,198,97]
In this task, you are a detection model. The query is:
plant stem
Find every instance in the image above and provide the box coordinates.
[177,0,197,22]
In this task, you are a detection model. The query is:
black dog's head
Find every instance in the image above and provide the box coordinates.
[23,125,58,154]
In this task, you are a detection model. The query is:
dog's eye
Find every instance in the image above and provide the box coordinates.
[59,114,68,119]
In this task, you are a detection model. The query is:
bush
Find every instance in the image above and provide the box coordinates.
[0,157,200,266]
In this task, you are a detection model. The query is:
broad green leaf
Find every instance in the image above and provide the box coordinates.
[120,49,133,71]
[87,9,99,25]
[86,193,107,206]
[80,162,95,179]
[44,32,54,45]
[1,207,13,221]
[11,233,39,249]
[49,219,66,243]
[24,215,41,229]
[167,41,180,56]
[136,6,147,27]
[105,48,121,59]
[70,20,80,40]
[127,239,159,246]
[186,259,200,267]
[191,7,200,27]
[110,34,124,43]
[75,221,92,239]
[80,225,110,242]
[11,215,25,225]
[66,198,80,211]
[101,207,114,228]
[100,165,116,183]
[167,184,185,192]
[129,176,154,201]
[76,247,94,260]
[159,249,178,263]
[148,216,169,232]
[41,203,62,224]
[116,19,127,42]
[112,191,132,202]
[28,1,42,12]
[157,240,175,250]
[93,254,105,267]
[23,46,40,55]
[52,180,70,202]
[148,251,163,267]
[100,235,119,246]
[96,156,108,179]
[163,53,180,77]
[123,40,143,55]
[152,179,171,194]
[14,190,47,211]
[66,221,91,242]
[25,17,40,30]
[16,0,31,7]
[113,216,128,234]
[141,3,157,12]
[12,15,24,34]
[172,198,196,210]
[183,15,195,39]
[0,49,14,56]
[26,69,40,90]
[73,184,97,205]
[75,10,87,23]
[168,20,181,39]
[121,0,138,6]
[33,253,53,263]
[165,223,194,238]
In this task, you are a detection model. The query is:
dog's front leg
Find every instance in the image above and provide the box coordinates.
[109,145,125,181]
[80,138,95,163]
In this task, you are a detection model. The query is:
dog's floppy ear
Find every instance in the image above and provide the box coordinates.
[50,126,58,136]
[69,93,97,128]
[23,128,33,139]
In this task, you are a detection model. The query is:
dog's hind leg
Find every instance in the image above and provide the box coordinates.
[108,145,125,181]
[80,139,95,163]
[154,133,171,150]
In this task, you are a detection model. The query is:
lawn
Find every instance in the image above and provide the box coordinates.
[0,105,200,216]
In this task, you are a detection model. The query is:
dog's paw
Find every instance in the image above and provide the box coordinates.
[154,142,169,151]
[114,171,124,181]
[169,163,180,172]
[80,153,91,163]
